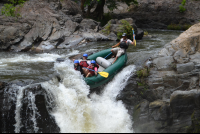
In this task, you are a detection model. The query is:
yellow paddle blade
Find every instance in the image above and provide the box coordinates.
[98,72,109,78]
[134,40,136,46]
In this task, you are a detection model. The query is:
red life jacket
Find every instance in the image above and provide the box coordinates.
[88,64,99,76]
[79,61,89,68]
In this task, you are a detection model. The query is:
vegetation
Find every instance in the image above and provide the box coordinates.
[117,20,134,40]
[144,31,148,36]
[101,22,111,35]
[186,112,200,133]
[136,68,149,79]
[167,23,192,30]
[179,0,186,13]
[1,0,27,17]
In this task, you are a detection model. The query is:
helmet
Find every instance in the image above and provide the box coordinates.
[91,60,96,64]
[122,33,127,37]
[74,60,79,64]
[83,53,88,57]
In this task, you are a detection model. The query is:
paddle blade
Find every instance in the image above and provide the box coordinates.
[98,72,109,78]
[134,40,136,46]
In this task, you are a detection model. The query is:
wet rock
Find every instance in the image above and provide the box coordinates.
[0,82,60,133]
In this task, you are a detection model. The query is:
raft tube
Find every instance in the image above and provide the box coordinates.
[84,48,127,89]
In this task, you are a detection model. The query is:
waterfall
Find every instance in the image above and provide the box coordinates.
[41,59,136,133]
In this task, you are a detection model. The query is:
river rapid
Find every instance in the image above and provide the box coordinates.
[0,29,182,133]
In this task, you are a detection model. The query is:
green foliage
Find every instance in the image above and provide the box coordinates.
[144,31,148,35]
[102,22,111,35]
[179,0,186,13]
[167,23,192,30]
[136,68,149,79]
[117,20,133,40]
[1,4,16,17]
[1,0,26,17]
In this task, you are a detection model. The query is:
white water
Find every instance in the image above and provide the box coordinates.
[41,59,136,133]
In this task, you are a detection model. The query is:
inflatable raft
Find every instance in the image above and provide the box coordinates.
[84,48,127,89]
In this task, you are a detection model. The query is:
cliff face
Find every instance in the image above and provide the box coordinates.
[108,0,200,29]
[118,22,200,133]
[0,0,113,52]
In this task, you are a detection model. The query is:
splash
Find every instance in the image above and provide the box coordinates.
[41,59,135,133]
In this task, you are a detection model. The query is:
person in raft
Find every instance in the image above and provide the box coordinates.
[111,33,136,64]
[73,53,91,76]
[85,60,99,77]
[74,60,83,74]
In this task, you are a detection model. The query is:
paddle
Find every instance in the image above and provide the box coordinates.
[83,67,109,78]
[104,52,112,59]
[132,28,136,46]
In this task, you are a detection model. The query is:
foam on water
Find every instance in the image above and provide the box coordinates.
[0,50,80,64]
[41,59,135,133]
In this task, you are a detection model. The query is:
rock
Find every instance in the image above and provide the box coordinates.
[101,18,143,40]
[82,32,108,42]
[173,49,189,63]
[170,90,200,132]
[57,35,84,49]
[149,100,170,121]
[79,19,100,32]
[71,14,83,23]
[136,28,144,40]
[176,62,194,74]
[107,32,118,41]
[153,56,174,71]
[0,17,32,50]
[61,0,81,15]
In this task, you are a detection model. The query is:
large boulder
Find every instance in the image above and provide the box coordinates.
[0,17,32,50]
[100,18,143,40]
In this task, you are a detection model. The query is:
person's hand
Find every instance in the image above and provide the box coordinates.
[112,46,115,48]
[133,34,135,40]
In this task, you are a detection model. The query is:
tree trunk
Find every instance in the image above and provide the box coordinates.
[91,0,105,20]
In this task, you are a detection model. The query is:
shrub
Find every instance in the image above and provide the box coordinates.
[117,20,134,40]
[1,0,26,17]
[167,23,192,30]
[144,31,148,35]
[136,68,149,79]
[102,22,111,35]
[179,0,186,13]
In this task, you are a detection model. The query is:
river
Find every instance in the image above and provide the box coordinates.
[0,29,182,133]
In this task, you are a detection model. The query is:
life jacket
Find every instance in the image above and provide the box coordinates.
[74,65,83,74]
[119,40,129,49]
[79,60,89,68]
[88,64,99,76]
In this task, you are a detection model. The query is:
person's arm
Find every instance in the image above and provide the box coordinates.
[77,66,82,72]
[112,42,120,48]
[94,67,98,76]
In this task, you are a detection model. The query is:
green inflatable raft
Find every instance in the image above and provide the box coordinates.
[84,48,127,89]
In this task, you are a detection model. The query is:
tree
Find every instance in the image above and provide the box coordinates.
[81,0,138,21]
